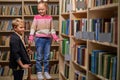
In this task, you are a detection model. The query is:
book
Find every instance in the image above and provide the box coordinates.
[112,56,117,80]
[77,45,86,65]
[91,50,105,74]
[3,66,9,76]
[98,52,106,76]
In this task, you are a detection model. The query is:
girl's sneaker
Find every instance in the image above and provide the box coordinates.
[44,72,52,79]
[37,72,44,80]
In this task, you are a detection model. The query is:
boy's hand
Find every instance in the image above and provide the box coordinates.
[22,64,30,69]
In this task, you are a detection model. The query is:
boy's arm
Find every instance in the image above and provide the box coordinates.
[17,58,24,67]
[17,59,30,69]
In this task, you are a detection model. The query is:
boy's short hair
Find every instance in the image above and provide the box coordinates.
[12,18,24,28]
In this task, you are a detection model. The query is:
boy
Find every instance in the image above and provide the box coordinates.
[9,18,31,80]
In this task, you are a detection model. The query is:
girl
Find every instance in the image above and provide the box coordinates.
[28,1,60,80]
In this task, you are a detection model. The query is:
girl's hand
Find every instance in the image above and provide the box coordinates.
[28,40,33,45]
[56,39,63,43]
[27,43,33,55]
[57,39,63,42]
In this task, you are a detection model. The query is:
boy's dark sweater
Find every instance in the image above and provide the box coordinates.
[9,32,30,69]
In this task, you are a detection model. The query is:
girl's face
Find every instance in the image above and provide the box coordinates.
[38,3,47,16]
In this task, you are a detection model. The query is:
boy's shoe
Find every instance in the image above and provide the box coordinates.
[44,72,52,79]
[37,72,44,80]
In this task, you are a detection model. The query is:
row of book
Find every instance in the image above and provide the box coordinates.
[62,16,118,44]
[48,0,59,1]
[62,38,71,80]
[47,4,59,15]
[0,36,9,46]
[62,18,87,36]
[24,5,38,15]
[0,20,12,31]
[24,34,59,47]
[27,19,58,32]
[24,64,59,75]
[90,50,117,80]
[0,66,12,76]
[0,35,59,47]
[61,19,70,35]
[29,50,59,60]
[61,0,87,13]
[64,62,69,79]
[0,51,10,61]
[74,45,87,67]
[88,0,118,8]
[0,49,59,61]
[0,5,22,15]
[25,19,59,31]
[49,64,59,74]
[61,0,118,13]
[62,38,70,56]
[0,20,32,31]
[24,20,32,30]
[71,18,87,36]
[0,19,59,31]
[0,4,59,16]
[0,63,59,76]
[0,0,59,1]
[74,70,86,80]
[49,50,59,60]
[89,17,117,33]
[89,17,117,44]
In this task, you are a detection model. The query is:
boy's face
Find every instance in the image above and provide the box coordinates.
[38,3,47,16]
[14,23,25,35]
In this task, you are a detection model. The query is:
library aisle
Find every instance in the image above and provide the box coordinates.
[0,0,59,80]
[59,0,120,80]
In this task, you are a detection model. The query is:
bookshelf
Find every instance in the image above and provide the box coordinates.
[59,0,120,80]
[0,0,59,80]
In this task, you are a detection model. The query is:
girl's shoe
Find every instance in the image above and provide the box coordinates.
[37,72,44,80]
[44,72,52,79]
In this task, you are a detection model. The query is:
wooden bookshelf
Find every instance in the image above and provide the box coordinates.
[59,0,120,80]
[0,0,59,80]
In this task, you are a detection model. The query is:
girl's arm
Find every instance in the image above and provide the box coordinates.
[50,19,60,41]
[29,17,37,42]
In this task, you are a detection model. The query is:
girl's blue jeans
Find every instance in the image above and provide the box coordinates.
[35,37,51,72]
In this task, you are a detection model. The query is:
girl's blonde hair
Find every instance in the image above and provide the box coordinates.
[12,18,24,28]
[38,1,48,9]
